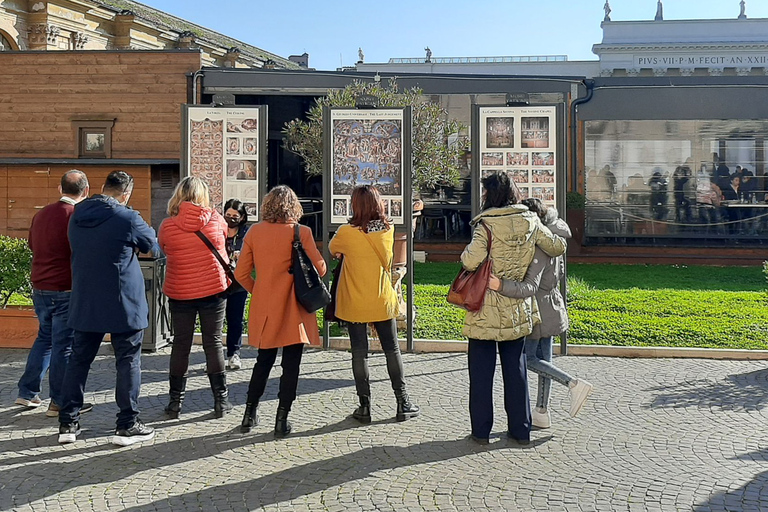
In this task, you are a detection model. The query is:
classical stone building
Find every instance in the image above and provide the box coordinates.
[0,0,299,69]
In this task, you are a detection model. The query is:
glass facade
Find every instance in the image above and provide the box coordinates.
[584,120,768,245]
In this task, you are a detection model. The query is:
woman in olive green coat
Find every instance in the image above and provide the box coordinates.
[461,172,566,445]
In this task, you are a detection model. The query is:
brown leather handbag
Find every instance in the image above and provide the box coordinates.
[447,222,493,312]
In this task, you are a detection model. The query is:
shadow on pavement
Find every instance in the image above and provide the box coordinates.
[693,446,768,511]
[648,368,768,411]
[0,412,543,511]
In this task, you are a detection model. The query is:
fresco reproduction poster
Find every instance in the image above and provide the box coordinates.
[186,107,263,218]
[330,109,405,225]
[478,106,557,208]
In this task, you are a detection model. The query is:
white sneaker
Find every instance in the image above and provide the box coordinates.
[228,353,242,370]
[568,379,594,417]
[15,396,42,408]
[531,407,551,428]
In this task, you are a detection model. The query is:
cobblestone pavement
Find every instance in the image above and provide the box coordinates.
[1,345,767,511]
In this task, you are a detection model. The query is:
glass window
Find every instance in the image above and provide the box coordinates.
[0,34,12,51]
[584,120,768,245]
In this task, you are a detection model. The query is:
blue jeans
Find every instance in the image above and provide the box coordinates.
[225,290,248,358]
[17,289,74,404]
[468,338,530,441]
[59,329,143,430]
[524,336,573,409]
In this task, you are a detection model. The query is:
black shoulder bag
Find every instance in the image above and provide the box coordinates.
[290,223,330,313]
[325,255,344,322]
[195,231,235,285]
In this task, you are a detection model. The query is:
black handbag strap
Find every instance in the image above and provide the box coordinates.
[195,231,234,283]
[293,222,302,247]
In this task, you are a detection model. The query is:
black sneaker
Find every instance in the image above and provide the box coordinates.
[58,422,81,444]
[80,402,94,414]
[112,419,155,447]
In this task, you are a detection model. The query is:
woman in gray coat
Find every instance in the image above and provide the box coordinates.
[489,198,593,429]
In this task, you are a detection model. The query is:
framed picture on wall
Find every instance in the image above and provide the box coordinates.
[73,120,114,158]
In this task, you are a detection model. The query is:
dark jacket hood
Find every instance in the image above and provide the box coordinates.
[72,195,122,228]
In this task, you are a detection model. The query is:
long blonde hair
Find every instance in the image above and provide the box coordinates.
[167,176,211,216]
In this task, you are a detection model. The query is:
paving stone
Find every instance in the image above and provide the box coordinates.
[1,346,766,511]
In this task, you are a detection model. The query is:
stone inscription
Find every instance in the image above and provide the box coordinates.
[635,55,768,67]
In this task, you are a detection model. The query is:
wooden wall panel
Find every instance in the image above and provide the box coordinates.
[0,51,201,159]
[6,165,152,237]
[0,166,7,236]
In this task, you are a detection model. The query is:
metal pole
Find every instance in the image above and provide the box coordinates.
[322,107,331,349]
[404,107,414,353]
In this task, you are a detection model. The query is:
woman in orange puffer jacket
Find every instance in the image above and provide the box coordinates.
[158,176,231,419]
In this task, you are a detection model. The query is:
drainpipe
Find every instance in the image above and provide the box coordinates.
[561,79,594,357]
[569,79,594,190]
[191,70,204,105]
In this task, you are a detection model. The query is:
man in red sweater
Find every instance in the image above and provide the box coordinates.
[15,170,93,418]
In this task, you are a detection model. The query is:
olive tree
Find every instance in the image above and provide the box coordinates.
[283,78,468,192]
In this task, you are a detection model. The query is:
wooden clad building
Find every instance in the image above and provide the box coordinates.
[0,49,202,235]
[0,0,303,236]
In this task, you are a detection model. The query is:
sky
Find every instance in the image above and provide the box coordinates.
[143,1,768,70]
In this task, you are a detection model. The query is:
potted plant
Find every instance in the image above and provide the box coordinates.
[0,234,37,348]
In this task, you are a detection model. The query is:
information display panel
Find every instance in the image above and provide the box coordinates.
[182,105,267,218]
[328,108,407,226]
[477,106,558,209]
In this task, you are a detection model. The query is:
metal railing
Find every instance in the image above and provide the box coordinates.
[388,55,568,64]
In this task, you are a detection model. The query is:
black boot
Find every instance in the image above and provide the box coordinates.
[208,372,233,418]
[164,375,187,419]
[240,402,259,433]
[274,407,292,437]
[395,390,420,422]
[352,396,371,424]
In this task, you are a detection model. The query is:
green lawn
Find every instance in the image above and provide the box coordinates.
[406,262,768,349]
[9,263,767,349]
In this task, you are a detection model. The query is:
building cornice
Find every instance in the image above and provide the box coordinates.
[594,43,768,52]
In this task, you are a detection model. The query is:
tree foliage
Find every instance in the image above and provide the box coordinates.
[0,235,32,308]
[282,79,469,192]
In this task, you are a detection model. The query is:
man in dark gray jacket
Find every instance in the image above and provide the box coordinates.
[58,171,158,446]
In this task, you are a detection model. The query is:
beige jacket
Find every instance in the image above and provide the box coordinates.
[461,205,566,342]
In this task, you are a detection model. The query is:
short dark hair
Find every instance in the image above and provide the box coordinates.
[61,170,88,196]
[103,170,134,195]
[481,172,521,210]
[223,198,248,226]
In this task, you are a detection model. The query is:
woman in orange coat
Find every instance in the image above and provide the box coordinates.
[235,185,326,437]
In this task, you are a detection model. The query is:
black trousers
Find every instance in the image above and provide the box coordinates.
[348,319,406,398]
[245,343,304,411]
[169,295,226,376]
[467,337,530,441]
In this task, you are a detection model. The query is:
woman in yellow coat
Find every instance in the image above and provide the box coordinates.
[234,185,326,437]
[328,185,419,423]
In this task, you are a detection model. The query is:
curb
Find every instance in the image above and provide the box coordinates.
[191,335,768,360]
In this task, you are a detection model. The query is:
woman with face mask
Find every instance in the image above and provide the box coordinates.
[222,199,249,371]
